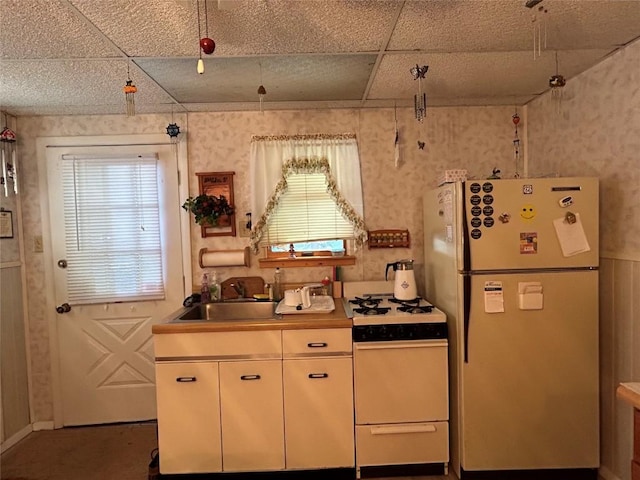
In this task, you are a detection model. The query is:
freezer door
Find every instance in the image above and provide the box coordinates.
[464,177,599,270]
[460,270,599,471]
[424,182,464,303]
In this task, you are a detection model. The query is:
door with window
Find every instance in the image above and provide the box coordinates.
[45,140,185,426]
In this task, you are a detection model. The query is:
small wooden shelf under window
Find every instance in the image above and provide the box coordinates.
[368,229,410,249]
[258,255,356,268]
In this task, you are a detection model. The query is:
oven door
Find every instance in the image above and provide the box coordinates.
[353,339,448,424]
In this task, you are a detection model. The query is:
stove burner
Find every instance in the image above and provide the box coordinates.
[353,307,391,316]
[349,296,382,308]
[389,297,421,305]
[397,305,434,314]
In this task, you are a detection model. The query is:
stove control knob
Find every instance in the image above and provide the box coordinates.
[379,325,388,338]
[406,325,417,339]
[366,326,376,339]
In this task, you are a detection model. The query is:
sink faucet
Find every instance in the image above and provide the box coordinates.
[230,281,246,298]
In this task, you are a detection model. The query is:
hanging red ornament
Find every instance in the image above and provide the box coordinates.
[512,113,520,125]
[200,37,215,55]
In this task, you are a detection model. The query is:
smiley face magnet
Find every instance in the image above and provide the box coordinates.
[520,204,536,221]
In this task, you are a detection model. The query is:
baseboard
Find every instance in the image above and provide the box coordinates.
[1,424,32,453]
[32,420,54,431]
[598,465,622,480]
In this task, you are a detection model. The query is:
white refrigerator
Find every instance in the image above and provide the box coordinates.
[423,177,599,479]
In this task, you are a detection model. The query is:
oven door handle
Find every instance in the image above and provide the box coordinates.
[370,424,438,435]
[354,340,448,350]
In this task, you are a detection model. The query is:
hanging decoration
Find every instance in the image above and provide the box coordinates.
[528,1,548,59]
[410,64,429,151]
[0,123,18,196]
[512,108,521,178]
[410,64,428,122]
[166,123,181,143]
[196,0,215,74]
[549,51,566,101]
[393,104,400,168]
[257,62,267,113]
[123,63,137,116]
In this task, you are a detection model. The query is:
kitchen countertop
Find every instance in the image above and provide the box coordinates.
[152,299,351,334]
[617,383,640,409]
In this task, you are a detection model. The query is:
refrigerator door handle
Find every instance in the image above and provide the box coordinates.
[463,273,471,363]
[461,182,471,363]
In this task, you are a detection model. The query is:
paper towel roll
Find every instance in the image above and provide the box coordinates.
[199,247,250,268]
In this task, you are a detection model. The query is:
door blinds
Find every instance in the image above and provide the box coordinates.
[60,154,165,304]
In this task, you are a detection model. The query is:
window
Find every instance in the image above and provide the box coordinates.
[61,154,164,304]
[249,134,367,256]
[268,240,346,258]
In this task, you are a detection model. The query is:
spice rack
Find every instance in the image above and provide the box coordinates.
[368,229,410,249]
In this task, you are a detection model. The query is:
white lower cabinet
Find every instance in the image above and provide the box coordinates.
[154,327,354,474]
[283,357,355,469]
[219,360,285,471]
[155,362,222,474]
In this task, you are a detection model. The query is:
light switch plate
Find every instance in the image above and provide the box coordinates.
[34,235,44,253]
[238,221,250,238]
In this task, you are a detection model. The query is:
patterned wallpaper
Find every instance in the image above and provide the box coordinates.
[17,105,514,421]
[15,39,638,424]
[527,39,640,259]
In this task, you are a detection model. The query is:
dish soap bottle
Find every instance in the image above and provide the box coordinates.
[273,268,282,301]
[200,273,211,304]
[210,271,221,302]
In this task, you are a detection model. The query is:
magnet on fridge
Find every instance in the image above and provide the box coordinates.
[559,196,573,208]
[564,211,577,224]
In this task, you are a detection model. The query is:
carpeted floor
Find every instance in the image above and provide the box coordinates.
[0,422,455,480]
[1,422,158,480]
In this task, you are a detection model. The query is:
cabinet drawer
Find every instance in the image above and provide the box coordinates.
[283,328,352,357]
[355,422,449,466]
[155,330,282,359]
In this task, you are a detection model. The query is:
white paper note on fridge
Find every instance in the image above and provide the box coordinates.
[484,281,504,313]
[553,213,591,257]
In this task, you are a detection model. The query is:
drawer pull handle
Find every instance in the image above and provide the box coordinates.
[240,374,261,381]
[371,425,437,435]
[308,373,329,379]
[176,377,197,382]
[307,342,328,348]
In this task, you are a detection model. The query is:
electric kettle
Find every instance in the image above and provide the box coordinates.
[385,259,417,301]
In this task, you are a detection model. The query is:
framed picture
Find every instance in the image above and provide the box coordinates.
[197,171,236,237]
[0,209,13,238]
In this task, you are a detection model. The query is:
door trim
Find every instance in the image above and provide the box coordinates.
[37,134,190,428]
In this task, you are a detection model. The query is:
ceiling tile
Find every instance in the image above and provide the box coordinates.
[0,59,174,111]
[370,49,615,103]
[137,54,376,103]
[0,0,122,59]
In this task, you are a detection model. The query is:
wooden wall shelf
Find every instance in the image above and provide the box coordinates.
[368,229,410,249]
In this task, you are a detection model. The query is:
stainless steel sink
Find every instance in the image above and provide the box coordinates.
[173,301,279,322]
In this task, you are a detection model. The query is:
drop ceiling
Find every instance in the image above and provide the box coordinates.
[1,0,639,116]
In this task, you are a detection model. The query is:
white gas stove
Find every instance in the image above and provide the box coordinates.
[343,281,450,478]
[343,280,446,328]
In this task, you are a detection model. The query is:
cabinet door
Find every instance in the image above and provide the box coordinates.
[283,357,354,469]
[219,360,284,471]
[155,362,221,474]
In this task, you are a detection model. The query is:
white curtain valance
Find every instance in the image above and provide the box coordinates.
[249,134,366,253]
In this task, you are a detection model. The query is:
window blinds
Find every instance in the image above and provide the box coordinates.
[61,154,164,304]
[262,172,354,245]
